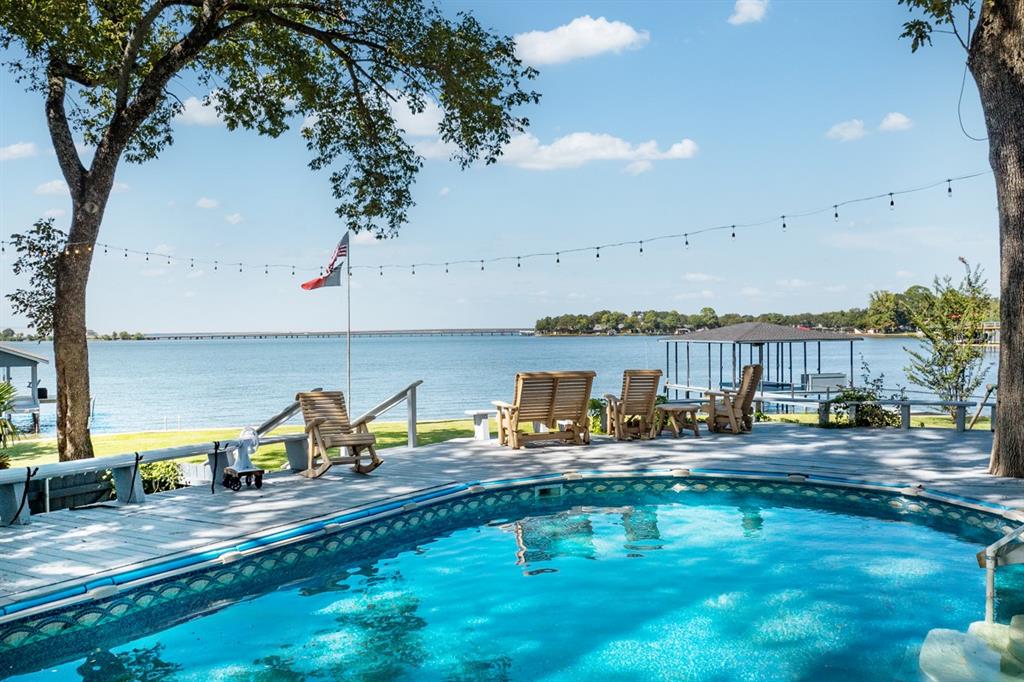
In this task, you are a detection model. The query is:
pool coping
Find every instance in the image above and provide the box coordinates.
[2,465,1021,628]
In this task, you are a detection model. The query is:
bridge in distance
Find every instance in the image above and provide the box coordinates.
[144,328,534,341]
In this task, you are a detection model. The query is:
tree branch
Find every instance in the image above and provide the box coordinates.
[49,59,101,88]
[116,1,177,113]
[44,71,85,194]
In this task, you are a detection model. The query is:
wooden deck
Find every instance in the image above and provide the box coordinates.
[1,423,1022,613]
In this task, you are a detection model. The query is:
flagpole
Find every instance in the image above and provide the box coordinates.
[346,244,352,404]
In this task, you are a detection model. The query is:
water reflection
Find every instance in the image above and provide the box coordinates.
[510,512,596,566]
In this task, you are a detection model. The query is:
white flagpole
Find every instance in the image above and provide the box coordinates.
[346,242,352,404]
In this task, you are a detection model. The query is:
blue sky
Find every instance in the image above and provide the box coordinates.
[0,0,996,333]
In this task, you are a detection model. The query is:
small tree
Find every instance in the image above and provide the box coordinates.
[6,218,65,339]
[865,290,901,333]
[904,259,991,415]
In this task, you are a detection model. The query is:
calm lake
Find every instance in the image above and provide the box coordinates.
[5,335,999,435]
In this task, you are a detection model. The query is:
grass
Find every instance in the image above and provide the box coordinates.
[2,419,489,470]
[762,411,992,430]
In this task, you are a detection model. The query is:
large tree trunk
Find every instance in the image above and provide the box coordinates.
[52,173,115,461]
[973,2,1024,477]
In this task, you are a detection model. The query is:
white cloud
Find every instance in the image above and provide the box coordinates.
[43,208,66,218]
[740,286,762,296]
[196,197,219,209]
[824,284,848,293]
[728,0,769,25]
[439,186,450,197]
[515,16,649,66]
[879,112,913,132]
[34,179,68,195]
[499,132,698,171]
[776,278,811,288]
[176,94,222,126]
[684,272,720,282]
[624,160,653,175]
[352,232,380,246]
[390,96,443,137]
[0,142,37,161]
[112,182,129,193]
[224,212,243,225]
[152,243,175,255]
[674,289,715,300]
[895,269,914,278]
[826,119,867,142]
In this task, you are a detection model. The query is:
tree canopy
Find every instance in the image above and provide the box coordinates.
[0,0,539,235]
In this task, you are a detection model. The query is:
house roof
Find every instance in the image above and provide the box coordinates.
[658,321,862,344]
[0,343,49,365]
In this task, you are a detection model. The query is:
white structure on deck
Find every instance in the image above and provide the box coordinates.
[0,343,49,432]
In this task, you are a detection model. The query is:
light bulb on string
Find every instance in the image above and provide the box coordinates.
[445,262,449,274]
[379,266,383,277]
[86,245,92,252]
[833,205,839,222]
[292,266,296,276]
[104,245,108,254]
[166,256,171,265]
[124,249,128,259]
[730,225,736,240]
[684,234,689,248]
[480,260,484,271]
[145,252,150,261]
[889,193,895,210]
[517,256,521,269]
[781,215,787,231]
[238,263,242,273]
[639,241,644,255]
[214,260,218,271]
[190,258,194,269]
[412,265,416,275]
[595,247,600,259]
[264,265,268,275]
[947,180,953,198]
[556,252,560,264]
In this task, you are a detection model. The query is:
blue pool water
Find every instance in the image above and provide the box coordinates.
[4,478,1022,681]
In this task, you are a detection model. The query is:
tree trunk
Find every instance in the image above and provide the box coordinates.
[53,174,115,461]
[972,1,1024,477]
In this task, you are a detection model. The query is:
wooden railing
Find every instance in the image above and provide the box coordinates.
[0,380,424,526]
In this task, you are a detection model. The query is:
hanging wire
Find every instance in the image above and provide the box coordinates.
[51,170,986,277]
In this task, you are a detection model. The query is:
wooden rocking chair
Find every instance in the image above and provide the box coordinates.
[296,391,381,478]
[604,369,663,440]
[700,364,763,434]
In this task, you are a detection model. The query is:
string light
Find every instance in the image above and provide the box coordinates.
[889,193,895,210]
[445,262,449,274]
[412,265,416,275]
[264,265,268,275]
[190,258,194,269]
[42,170,983,280]
[379,266,383,277]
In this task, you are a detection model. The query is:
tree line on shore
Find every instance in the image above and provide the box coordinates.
[535,282,999,335]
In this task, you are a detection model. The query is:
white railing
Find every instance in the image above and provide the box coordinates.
[0,380,424,526]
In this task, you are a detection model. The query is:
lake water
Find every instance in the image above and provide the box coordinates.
[5,336,999,435]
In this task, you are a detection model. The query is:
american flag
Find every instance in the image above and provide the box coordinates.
[301,232,349,290]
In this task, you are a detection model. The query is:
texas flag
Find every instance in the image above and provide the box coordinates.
[301,233,348,290]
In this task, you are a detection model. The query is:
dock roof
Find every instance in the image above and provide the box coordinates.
[659,321,862,344]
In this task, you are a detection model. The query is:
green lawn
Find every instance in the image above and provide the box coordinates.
[3,419,487,470]
[762,412,993,430]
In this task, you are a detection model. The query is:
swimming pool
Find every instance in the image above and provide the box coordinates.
[3,474,1022,680]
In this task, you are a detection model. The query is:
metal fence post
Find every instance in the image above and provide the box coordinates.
[407,384,418,448]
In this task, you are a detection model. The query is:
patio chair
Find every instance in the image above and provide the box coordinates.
[604,369,663,440]
[296,391,381,478]
[700,364,764,434]
[493,371,596,449]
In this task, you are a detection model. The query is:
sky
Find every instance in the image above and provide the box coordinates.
[0,0,997,333]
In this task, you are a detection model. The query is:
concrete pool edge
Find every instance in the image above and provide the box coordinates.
[1,466,1021,632]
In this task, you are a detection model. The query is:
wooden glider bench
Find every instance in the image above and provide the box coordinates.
[296,391,381,478]
[493,371,596,449]
[701,364,764,434]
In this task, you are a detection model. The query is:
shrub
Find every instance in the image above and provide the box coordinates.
[140,461,185,494]
[830,361,904,428]
[0,453,9,470]
[588,398,605,434]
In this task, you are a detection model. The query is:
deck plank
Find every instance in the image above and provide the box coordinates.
[1,424,1022,610]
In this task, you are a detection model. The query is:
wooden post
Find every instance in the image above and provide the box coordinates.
[0,481,30,525]
[900,402,911,430]
[955,405,967,433]
[818,401,830,427]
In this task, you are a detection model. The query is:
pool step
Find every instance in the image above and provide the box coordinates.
[919,620,1024,681]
